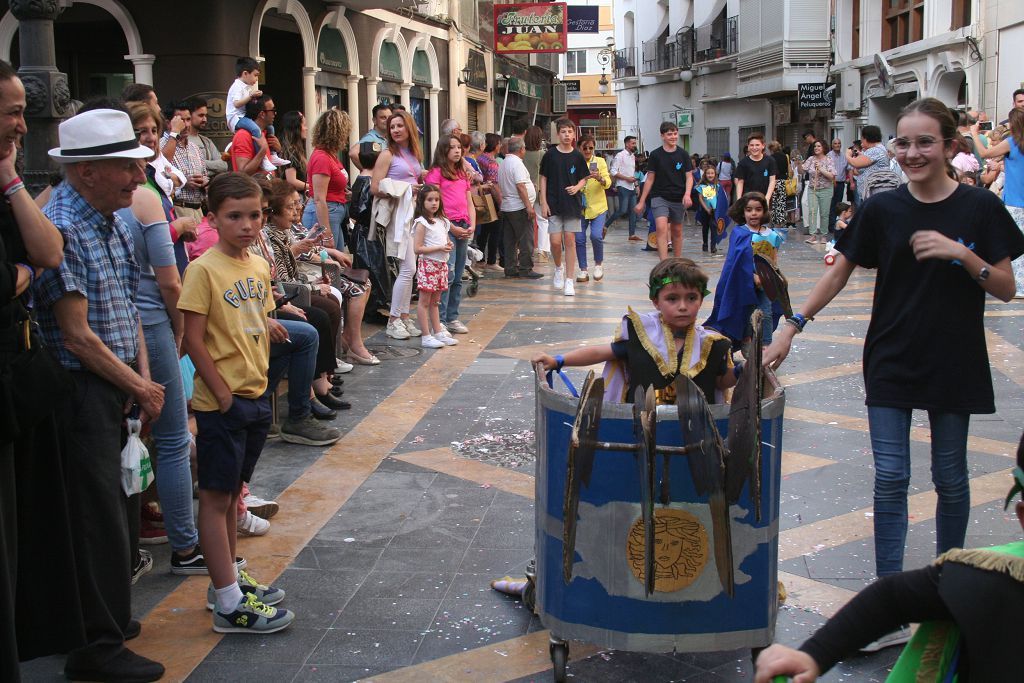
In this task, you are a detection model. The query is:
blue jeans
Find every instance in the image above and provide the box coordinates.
[302,200,348,250]
[144,319,198,552]
[745,289,773,345]
[867,407,971,576]
[575,213,606,270]
[440,226,469,324]
[266,318,318,421]
[235,117,270,140]
[613,186,638,235]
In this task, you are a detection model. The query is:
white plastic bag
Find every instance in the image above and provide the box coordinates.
[121,418,155,496]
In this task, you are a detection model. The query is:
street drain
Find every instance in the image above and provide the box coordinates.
[365,344,422,360]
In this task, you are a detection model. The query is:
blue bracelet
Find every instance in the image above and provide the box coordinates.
[733,362,744,379]
[554,354,565,371]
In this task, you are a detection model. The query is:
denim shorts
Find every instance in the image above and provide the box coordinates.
[548,214,582,233]
[651,196,684,224]
[195,396,272,493]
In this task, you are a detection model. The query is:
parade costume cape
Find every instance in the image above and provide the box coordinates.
[704,225,783,344]
[602,308,729,404]
[886,540,1024,683]
[694,182,732,248]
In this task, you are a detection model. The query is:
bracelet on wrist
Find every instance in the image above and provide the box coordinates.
[554,354,565,371]
[2,176,21,193]
[3,180,24,197]
[786,313,812,333]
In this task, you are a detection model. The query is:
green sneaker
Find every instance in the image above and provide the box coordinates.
[212,593,294,634]
[206,570,285,610]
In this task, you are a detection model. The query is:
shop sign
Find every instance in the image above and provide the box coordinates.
[567,6,599,33]
[507,77,542,99]
[564,79,580,101]
[494,3,568,54]
[798,83,834,109]
[185,91,231,146]
[317,27,349,74]
[662,109,693,129]
[465,49,488,91]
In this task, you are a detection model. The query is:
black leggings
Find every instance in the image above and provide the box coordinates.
[277,303,336,376]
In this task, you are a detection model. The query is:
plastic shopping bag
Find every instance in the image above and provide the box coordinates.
[121,418,155,496]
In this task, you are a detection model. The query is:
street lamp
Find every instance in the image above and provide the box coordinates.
[596,36,615,96]
[457,65,472,87]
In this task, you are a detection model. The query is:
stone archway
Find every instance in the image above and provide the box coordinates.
[315,7,361,147]
[0,0,153,83]
[408,34,441,151]
[367,25,412,111]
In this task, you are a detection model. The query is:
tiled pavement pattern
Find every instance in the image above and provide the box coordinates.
[21,222,1023,682]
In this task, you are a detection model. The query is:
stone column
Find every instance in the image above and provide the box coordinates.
[302,66,318,155]
[346,74,362,149]
[125,54,156,86]
[399,82,411,108]
[12,0,69,196]
[365,76,380,114]
[428,86,440,153]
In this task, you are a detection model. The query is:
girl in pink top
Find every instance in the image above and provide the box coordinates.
[425,136,476,333]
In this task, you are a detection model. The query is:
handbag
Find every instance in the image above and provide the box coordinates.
[280,281,312,308]
[472,191,498,224]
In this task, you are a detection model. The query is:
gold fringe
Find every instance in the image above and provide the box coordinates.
[916,622,956,682]
[626,307,677,378]
[935,544,1024,583]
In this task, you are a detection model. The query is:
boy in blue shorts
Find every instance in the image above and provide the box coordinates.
[179,172,295,633]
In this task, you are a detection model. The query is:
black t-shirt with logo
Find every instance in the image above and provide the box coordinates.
[540,146,588,218]
[647,146,693,202]
[836,183,1024,413]
[735,155,778,196]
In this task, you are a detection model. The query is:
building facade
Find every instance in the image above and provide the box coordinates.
[558,0,617,151]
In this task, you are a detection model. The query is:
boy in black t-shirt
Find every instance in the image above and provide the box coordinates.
[635,122,693,259]
[540,118,590,296]
[734,132,777,201]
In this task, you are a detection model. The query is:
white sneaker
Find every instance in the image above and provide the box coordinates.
[261,156,277,173]
[242,494,279,520]
[593,265,604,281]
[859,626,912,653]
[576,270,589,282]
[421,335,445,349]
[386,319,411,340]
[269,152,291,168]
[553,266,565,289]
[564,279,575,296]
[436,330,459,346]
[447,320,469,334]
[237,511,270,537]
[335,359,354,374]
[403,319,422,337]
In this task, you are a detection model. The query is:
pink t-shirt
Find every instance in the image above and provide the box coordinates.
[307,149,348,203]
[424,167,472,223]
[186,216,219,261]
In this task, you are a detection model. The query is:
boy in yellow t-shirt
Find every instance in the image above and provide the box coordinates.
[178,173,295,634]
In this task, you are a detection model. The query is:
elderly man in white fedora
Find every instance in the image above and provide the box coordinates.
[33,108,166,683]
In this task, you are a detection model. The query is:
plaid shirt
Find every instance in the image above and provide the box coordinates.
[162,133,207,205]
[35,181,140,369]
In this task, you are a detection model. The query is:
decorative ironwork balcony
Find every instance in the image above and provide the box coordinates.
[641,28,693,75]
[613,47,638,79]
[695,15,738,63]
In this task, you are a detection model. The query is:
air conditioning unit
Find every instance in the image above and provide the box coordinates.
[840,68,861,111]
[552,83,567,113]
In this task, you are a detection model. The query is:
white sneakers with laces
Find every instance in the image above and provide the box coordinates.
[386,319,410,340]
[593,265,604,281]
[563,279,575,296]
[552,266,565,289]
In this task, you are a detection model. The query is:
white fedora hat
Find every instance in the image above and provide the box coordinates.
[48,109,153,163]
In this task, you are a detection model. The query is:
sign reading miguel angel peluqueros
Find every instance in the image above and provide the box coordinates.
[494,3,569,54]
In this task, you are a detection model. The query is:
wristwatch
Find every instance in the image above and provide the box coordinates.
[168,131,179,139]
[976,266,990,282]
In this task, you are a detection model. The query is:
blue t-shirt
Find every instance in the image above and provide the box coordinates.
[1003,135,1024,208]
[117,207,176,326]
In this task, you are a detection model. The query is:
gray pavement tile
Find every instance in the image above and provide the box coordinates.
[569,650,706,682]
[490,489,535,508]
[459,547,534,574]
[359,470,438,490]
[469,524,534,549]
[291,664,387,682]
[389,521,478,549]
[332,595,441,631]
[308,544,385,573]
[352,570,454,600]
[185,660,302,682]
[375,457,437,474]
[204,626,328,664]
[291,546,320,570]
[373,545,467,573]
[304,628,423,668]
[270,568,366,624]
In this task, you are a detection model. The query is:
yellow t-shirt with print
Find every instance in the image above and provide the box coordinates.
[582,156,611,220]
[178,248,275,412]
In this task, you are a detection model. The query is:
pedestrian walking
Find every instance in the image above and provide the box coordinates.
[766,97,1024,652]
[607,135,639,238]
[539,118,589,296]
[634,121,694,259]
[802,141,836,243]
[576,135,611,282]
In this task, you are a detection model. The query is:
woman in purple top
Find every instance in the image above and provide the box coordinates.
[372,110,425,340]
[474,133,504,270]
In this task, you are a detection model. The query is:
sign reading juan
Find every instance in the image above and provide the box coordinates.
[494,2,568,54]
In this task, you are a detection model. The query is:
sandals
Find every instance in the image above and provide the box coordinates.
[804,237,817,244]
[346,351,380,366]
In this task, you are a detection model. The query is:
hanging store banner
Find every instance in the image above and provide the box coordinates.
[494,3,568,54]
[567,6,599,33]
[797,83,834,109]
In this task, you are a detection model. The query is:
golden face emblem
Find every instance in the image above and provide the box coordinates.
[626,509,709,592]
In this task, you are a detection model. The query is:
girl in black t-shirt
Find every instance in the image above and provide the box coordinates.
[765,99,1024,638]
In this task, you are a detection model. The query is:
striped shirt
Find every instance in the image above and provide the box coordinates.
[162,133,207,205]
[35,181,140,369]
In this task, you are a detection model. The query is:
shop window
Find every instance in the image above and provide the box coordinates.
[950,0,970,30]
[882,0,924,51]
[738,125,766,153]
[566,50,588,75]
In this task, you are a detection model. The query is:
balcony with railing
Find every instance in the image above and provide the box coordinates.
[641,28,693,75]
[694,15,738,63]
[613,47,638,79]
